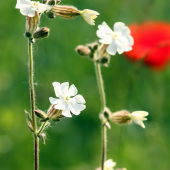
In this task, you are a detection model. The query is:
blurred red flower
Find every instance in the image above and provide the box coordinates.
[124,21,170,69]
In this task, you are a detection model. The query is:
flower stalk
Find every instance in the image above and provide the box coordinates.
[28,41,39,170]
[94,62,107,170]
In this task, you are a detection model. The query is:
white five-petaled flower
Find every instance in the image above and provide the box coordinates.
[79,9,99,26]
[49,82,86,118]
[95,159,116,170]
[130,111,149,128]
[104,159,116,170]
[97,22,134,55]
[15,0,51,17]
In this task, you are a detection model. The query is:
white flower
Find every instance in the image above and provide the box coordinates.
[49,82,86,118]
[15,0,51,17]
[79,9,99,26]
[97,22,134,55]
[104,159,116,170]
[130,111,149,128]
[95,159,116,170]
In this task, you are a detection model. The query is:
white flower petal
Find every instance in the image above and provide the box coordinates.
[70,102,86,111]
[28,8,36,17]
[101,22,113,34]
[104,159,116,169]
[132,111,149,117]
[69,84,78,96]
[61,82,69,95]
[61,104,72,117]
[99,35,112,44]
[114,22,125,32]
[126,35,134,45]
[69,103,81,115]
[73,94,86,104]
[120,26,131,35]
[106,41,116,55]
[52,82,63,98]
[132,119,145,128]
[49,97,57,104]
[81,9,99,26]
[115,40,126,54]
[16,0,31,8]
[53,99,65,110]
[20,6,31,16]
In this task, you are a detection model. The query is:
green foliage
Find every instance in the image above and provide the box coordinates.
[0,0,170,170]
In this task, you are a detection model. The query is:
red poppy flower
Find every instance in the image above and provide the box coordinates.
[124,22,170,69]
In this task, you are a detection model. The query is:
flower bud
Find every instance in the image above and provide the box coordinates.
[38,133,46,144]
[34,109,48,119]
[44,11,56,19]
[76,45,91,56]
[24,110,34,132]
[98,53,110,66]
[33,27,50,39]
[116,168,127,170]
[43,0,61,5]
[47,104,64,121]
[87,42,99,52]
[109,110,131,125]
[25,32,32,39]
[52,5,80,19]
[26,12,40,34]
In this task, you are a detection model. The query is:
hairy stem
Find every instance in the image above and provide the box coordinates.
[28,41,39,170]
[94,62,107,170]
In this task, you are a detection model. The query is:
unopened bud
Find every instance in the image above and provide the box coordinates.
[47,104,64,121]
[43,0,61,5]
[76,45,91,56]
[109,110,131,125]
[44,11,56,19]
[24,110,34,132]
[34,109,48,119]
[26,12,40,34]
[103,107,112,119]
[33,27,50,39]
[38,133,46,144]
[98,53,110,66]
[25,32,32,39]
[52,5,80,19]
[87,42,99,52]
[116,168,127,170]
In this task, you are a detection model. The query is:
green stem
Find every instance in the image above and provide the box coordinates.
[94,62,107,170]
[28,41,39,170]
[38,121,47,135]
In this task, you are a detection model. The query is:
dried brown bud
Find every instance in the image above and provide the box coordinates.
[109,110,131,125]
[26,12,40,34]
[76,45,91,56]
[33,27,50,39]
[52,5,80,19]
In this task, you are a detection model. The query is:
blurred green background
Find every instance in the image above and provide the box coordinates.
[1,0,170,169]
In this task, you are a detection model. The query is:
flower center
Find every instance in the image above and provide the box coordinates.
[33,2,39,7]
[112,32,118,39]
[65,96,70,101]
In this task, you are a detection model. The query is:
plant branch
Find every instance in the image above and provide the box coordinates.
[28,41,39,170]
[94,62,107,170]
